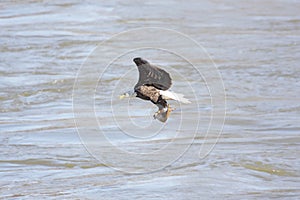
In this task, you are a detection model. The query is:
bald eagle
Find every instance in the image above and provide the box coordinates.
[120,57,190,123]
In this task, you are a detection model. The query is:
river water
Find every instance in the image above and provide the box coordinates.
[1,0,299,199]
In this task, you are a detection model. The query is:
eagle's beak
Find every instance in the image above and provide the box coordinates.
[119,94,126,100]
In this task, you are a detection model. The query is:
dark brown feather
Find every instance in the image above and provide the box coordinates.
[133,57,172,91]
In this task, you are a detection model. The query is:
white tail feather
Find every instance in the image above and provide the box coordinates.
[159,90,191,104]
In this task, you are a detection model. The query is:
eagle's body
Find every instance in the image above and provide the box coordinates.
[121,57,190,123]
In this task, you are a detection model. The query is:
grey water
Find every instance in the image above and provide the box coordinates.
[1,0,299,199]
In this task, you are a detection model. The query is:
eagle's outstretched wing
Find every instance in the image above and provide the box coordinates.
[133,57,172,91]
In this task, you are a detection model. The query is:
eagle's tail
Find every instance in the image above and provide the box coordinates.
[159,90,191,104]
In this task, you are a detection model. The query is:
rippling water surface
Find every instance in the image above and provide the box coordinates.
[1,0,299,199]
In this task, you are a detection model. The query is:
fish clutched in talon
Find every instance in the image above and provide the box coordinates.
[153,104,175,123]
[120,57,190,123]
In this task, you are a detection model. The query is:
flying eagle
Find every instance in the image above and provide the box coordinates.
[120,57,190,123]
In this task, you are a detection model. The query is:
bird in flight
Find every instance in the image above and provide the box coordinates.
[120,57,190,123]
